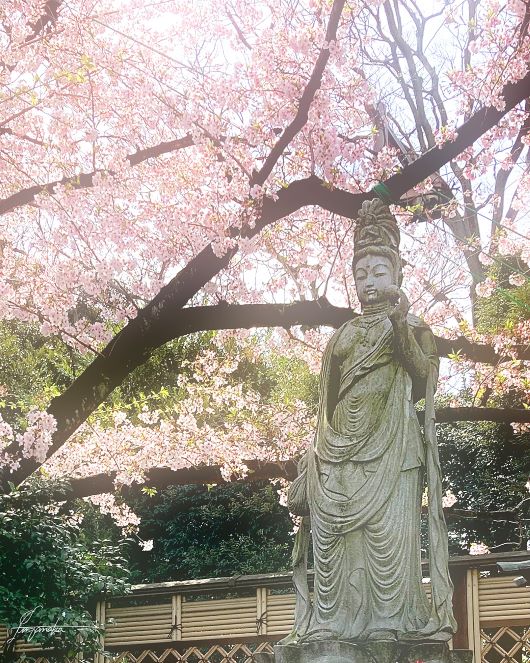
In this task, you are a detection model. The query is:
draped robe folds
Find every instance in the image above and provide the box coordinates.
[285,313,457,644]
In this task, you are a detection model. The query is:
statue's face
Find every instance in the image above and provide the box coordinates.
[354,254,395,306]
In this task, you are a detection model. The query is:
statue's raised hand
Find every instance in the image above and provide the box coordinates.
[387,287,410,325]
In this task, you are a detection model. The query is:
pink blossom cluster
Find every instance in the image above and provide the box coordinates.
[46,339,315,522]
[16,410,57,465]
[475,278,497,299]
[422,488,457,509]
[511,422,530,435]
[469,542,490,555]
[434,126,458,148]
[442,490,458,509]
[86,493,141,533]
[0,410,57,471]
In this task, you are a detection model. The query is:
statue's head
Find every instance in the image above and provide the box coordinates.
[352,199,402,307]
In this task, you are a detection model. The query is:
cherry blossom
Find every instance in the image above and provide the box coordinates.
[139,539,154,552]
[442,490,458,509]
[469,542,491,556]
[0,0,528,513]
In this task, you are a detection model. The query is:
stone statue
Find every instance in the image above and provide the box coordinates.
[276,200,458,660]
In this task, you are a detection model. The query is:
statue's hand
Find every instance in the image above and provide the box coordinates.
[388,287,410,325]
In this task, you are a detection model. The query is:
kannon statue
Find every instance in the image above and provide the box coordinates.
[283,199,457,645]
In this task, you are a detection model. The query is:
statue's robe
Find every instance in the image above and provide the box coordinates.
[285,312,456,643]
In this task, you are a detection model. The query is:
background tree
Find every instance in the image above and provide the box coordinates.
[126,482,294,583]
[439,421,530,554]
[0,476,130,662]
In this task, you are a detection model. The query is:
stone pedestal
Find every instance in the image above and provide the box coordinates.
[254,641,473,663]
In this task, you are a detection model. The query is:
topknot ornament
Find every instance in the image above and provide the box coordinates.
[353,199,400,258]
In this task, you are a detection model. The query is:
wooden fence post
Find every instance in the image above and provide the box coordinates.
[172,594,182,641]
[452,565,470,649]
[256,587,268,636]
[94,599,106,663]
[466,568,481,662]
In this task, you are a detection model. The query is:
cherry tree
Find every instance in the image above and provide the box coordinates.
[0,0,529,498]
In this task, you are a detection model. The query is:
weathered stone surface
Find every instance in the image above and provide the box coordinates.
[402,642,452,663]
[365,641,401,663]
[257,641,473,663]
[274,640,370,663]
[254,652,275,663]
[450,650,474,663]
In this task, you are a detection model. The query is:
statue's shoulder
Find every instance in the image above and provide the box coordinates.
[324,317,357,356]
[332,316,359,336]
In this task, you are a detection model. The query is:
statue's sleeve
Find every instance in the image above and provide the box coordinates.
[411,322,439,401]
[319,323,348,422]
[326,347,341,421]
[416,325,439,380]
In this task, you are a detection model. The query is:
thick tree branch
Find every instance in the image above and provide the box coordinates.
[434,334,530,364]
[3,68,530,490]
[69,460,298,498]
[127,134,194,165]
[123,298,530,364]
[66,402,530,499]
[0,171,98,216]
[0,135,194,215]
[25,0,63,43]
[423,407,530,425]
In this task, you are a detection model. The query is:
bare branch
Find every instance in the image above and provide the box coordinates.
[226,10,252,50]
[383,1,435,147]
[444,507,520,523]
[491,102,530,238]
[250,0,346,187]
[382,71,530,202]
